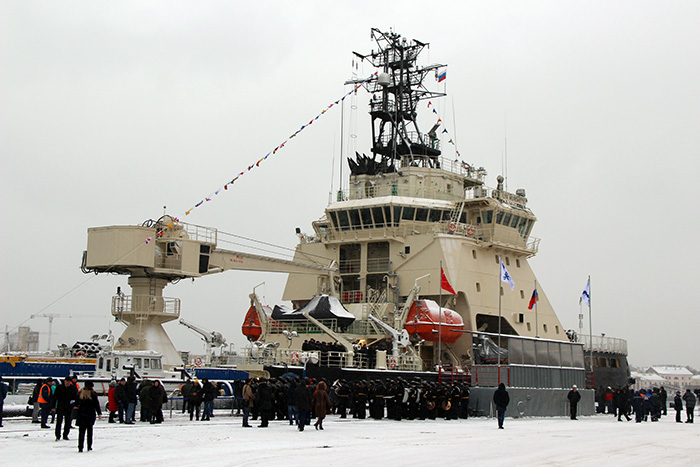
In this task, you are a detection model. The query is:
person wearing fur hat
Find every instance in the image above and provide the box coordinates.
[74,381,101,452]
[567,385,581,420]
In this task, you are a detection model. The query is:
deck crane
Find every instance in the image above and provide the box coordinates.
[82,215,338,368]
[178,318,226,365]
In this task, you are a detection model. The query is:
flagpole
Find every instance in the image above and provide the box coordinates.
[497,255,502,384]
[438,261,443,371]
[534,279,539,338]
[588,275,593,378]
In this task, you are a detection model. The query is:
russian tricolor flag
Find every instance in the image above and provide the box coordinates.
[438,71,446,83]
[528,284,538,309]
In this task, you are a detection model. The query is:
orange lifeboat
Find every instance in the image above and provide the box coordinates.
[241,305,274,341]
[403,300,464,344]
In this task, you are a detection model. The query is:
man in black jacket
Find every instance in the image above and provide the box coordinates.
[567,385,582,420]
[53,377,78,440]
[293,379,312,431]
[493,383,509,429]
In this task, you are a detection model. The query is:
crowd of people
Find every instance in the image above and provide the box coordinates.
[231,377,473,430]
[595,385,698,423]
[4,374,698,452]
[23,376,102,452]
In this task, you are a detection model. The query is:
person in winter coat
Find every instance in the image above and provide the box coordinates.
[242,379,254,427]
[294,379,313,431]
[188,380,202,421]
[37,377,54,428]
[682,389,696,423]
[107,381,119,423]
[567,385,581,420]
[312,381,332,430]
[673,391,683,423]
[114,378,127,423]
[124,376,138,424]
[74,381,102,452]
[201,378,217,421]
[255,379,273,428]
[137,379,153,422]
[180,380,193,414]
[53,376,78,441]
[30,379,43,423]
[0,375,9,428]
[493,383,509,429]
[150,380,167,424]
[631,390,644,423]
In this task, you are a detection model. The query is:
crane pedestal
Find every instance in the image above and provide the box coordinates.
[111,276,182,369]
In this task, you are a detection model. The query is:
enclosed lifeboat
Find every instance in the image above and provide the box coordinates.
[404,299,464,344]
[241,304,275,341]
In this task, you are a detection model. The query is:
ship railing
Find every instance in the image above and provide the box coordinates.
[111,295,180,318]
[178,222,218,244]
[579,335,628,355]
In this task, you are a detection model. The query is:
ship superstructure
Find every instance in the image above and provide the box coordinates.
[280,29,567,370]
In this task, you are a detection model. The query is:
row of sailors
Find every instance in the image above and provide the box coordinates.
[236,378,471,422]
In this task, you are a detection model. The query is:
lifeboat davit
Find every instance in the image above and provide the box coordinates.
[241,305,274,341]
[403,300,464,344]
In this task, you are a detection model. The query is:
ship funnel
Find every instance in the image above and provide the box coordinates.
[377,72,391,86]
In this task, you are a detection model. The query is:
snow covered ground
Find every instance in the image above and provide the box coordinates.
[1,410,698,466]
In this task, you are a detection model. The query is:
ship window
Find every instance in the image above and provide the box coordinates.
[527,322,531,332]
[536,340,549,366]
[144,358,150,369]
[505,257,510,266]
[329,211,339,230]
[372,207,385,228]
[337,211,350,231]
[442,210,452,221]
[384,206,391,227]
[402,206,415,221]
[114,357,119,368]
[475,282,481,292]
[472,250,477,259]
[610,358,620,368]
[555,325,559,334]
[429,209,442,222]
[404,246,410,254]
[520,290,524,299]
[349,209,362,229]
[543,324,548,333]
[522,339,536,364]
[483,210,493,224]
[503,212,512,226]
[133,358,141,369]
[446,183,452,192]
[152,359,161,370]
[460,212,467,224]
[98,357,103,369]
[516,259,521,268]
[561,344,573,367]
[106,359,111,372]
[361,208,373,228]
[525,219,533,236]
[548,342,561,367]
[496,211,504,224]
[415,208,429,222]
[510,215,519,228]
[495,255,499,264]
[393,206,402,226]
[518,217,528,235]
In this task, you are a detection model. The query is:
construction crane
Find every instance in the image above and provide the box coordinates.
[178,318,227,365]
[30,313,100,351]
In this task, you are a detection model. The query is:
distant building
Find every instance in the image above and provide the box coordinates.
[2,326,40,352]
[648,366,694,391]
[630,371,667,391]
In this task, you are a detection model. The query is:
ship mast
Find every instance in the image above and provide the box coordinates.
[347,28,446,174]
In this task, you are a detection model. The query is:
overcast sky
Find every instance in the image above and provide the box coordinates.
[2,1,699,370]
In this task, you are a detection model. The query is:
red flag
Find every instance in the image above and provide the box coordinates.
[441,267,456,294]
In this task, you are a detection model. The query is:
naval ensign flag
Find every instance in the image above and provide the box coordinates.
[580,278,590,307]
[500,261,515,291]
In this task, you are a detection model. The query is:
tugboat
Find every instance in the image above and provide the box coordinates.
[80,29,602,414]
